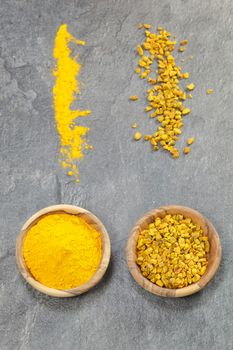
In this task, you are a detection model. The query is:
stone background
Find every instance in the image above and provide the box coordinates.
[0,0,232,349]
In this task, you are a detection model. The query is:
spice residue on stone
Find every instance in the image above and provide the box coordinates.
[53,24,92,182]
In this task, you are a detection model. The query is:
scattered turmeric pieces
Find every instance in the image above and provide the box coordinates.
[136,214,209,288]
[207,89,214,95]
[53,24,92,182]
[132,25,192,158]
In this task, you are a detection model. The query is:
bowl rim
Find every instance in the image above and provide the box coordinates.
[126,205,222,297]
[16,204,111,297]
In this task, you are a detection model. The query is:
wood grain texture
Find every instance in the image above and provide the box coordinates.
[126,205,222,298]
[16,204,111,297]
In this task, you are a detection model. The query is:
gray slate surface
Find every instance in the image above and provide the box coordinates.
[0,0,232,349]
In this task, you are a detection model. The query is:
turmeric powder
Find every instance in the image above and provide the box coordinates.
[23,213,102,290]
[53,24,91,182]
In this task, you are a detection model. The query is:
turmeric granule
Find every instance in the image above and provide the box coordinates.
[207,89,214,95]
[134,132,142,141]
[187,83,195,91]
[53,24,91,182]
[136,214,209,288]
[132,123,138,128]
[184,147,190,154]
[23,213,102,290]
[187,137,195,145]
[130,95,139,101]
[132,25,193,159]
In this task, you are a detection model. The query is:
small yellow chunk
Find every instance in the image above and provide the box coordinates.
[135,67,141,74]
[68,171,73,176]
[187,83,195,91]
[179,46,185,52]
[132,123,138,128]
[130,95,139,101]
[182,108,190,115]
[145,106,152,112]
[183,72,189,79]
[187,137,195,145]
[207,89,214,95]
[184,147,190,154]
[180,39,188,45]
[143,24,151,29]
[137,45,144,56]
[134,132,142,141]
[188,93,193,99]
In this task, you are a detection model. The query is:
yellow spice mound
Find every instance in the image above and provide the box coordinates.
[23,213,102,290]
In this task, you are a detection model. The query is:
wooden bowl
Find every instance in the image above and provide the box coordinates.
[16,204,111,297]
[126,205,222,297]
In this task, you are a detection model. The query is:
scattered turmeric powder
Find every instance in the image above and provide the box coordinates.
[23,213,102,290]
[133,25,193,158]
[136,214,209,288]
[53,24,91,182]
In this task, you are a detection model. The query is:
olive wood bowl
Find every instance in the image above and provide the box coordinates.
[126,205,222,297]
[16,204,111,297]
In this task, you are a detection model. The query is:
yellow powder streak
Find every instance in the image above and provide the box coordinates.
[53,24,91,182]
[23,213,102,290]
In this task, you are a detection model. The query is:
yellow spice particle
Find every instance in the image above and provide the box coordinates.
[53,24,92,182]
[182,108,190,115]
[184,147,190,154]
[134,132,142,140]
[183,72,189,79]
[136,214,209,289]
[180,39,188,45]
[189,55,193,60]
[207,89,214,95]
[179,46,185,52]
[187,137,195,145]
[135,67,141,74]
[187,83,195,91]
[130,95,139,101]
[23,213,102,290]
[132,123,138,128]
[143,24,151,29]
[188,93,193,99]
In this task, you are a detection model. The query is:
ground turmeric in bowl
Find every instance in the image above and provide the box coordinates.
[136,214,209,289]
[23,213,102,290]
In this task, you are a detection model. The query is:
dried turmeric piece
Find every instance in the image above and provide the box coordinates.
[187,83,195,91]
[130,95,139,101]
[207,89,214,95]
[134,132,142,140]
